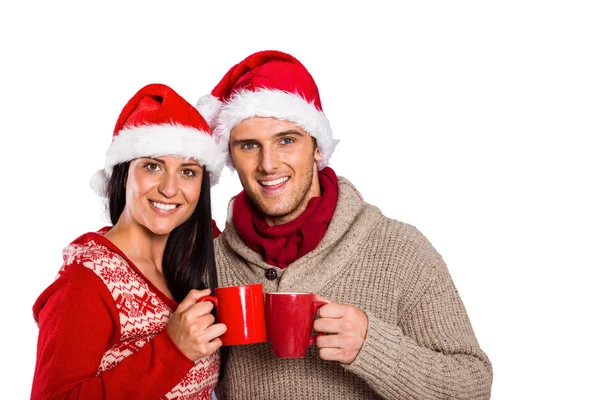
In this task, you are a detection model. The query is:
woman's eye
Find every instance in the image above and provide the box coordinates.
[182,169,196,178]
[144,163,160,171]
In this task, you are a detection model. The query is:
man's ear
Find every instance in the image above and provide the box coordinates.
[314,145,323,164]
[228,142,237,169]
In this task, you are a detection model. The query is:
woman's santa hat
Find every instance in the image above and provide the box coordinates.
[90,83,226,197]
[196,50,339,170]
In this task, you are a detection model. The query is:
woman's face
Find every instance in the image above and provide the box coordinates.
[122,156,203,236]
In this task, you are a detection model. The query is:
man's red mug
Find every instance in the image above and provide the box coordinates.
[200,284,267,346]
[265,292,327,358]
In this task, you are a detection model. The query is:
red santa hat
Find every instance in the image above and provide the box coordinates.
[196,50,338,169]
[90,83,226,197]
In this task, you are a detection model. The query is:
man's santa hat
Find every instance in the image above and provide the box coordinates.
[90,83,226,197]
[196,50,338,169]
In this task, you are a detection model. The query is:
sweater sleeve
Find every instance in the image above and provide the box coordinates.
[31,264,195,400]
[343,258,493,399]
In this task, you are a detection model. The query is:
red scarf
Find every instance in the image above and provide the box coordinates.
[233,167,338,268]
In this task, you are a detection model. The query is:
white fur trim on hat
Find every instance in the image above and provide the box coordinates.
[90,123,226,197]
[214,89,339,170]
[196,94,223,129]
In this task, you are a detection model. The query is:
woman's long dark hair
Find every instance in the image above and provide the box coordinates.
[106,162,228,377]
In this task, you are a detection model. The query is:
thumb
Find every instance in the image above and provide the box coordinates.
[175,288,212,313]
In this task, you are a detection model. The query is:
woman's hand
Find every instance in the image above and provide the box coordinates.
[167,289,227,361]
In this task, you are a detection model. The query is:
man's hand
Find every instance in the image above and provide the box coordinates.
[313,295,368,364]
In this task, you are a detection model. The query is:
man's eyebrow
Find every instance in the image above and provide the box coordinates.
[230,130,304,146]
[275,129,304,138]
[230,138,257,146]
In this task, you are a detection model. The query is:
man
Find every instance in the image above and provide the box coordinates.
[197,50,493,399]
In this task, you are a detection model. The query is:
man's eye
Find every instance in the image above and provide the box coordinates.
[242,143,258,150]
[280,137,294,145]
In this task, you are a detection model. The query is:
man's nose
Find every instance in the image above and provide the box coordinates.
[258,146,280,173]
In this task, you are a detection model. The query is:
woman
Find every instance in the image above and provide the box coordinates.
[31,83,227,399]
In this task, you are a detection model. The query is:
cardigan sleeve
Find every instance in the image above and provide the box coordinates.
[31,264,195,400]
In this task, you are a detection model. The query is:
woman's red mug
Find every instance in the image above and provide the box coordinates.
[265,292,327,358]
[200,284,267,346]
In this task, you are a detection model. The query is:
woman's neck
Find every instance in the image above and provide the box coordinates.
[104,219,175,300]
[104,220,169,273]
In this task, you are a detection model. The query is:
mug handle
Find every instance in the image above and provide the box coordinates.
[309,301,328,346]
[198,295,218,308]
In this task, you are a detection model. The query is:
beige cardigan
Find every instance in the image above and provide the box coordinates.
[214,177,492,399]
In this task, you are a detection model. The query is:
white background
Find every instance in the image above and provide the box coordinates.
[1,1,598,399]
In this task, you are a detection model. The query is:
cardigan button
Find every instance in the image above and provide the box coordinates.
[265,268,277,280]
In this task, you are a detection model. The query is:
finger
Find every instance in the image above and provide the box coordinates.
[207,337,223,350]
[190,336,223,359]
[319,346,358,364]
[183,300,215,320]
[202,322,227,342]
[195,313,216,331]
[315,333,347,349]
[200,337,223,356]
[317,302,348,319]
[184,322,227,356]
[318,347,344,361]
[176,289,212,313]
[313,317,344,334]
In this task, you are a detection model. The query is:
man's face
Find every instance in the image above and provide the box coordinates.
[229,117,323,225]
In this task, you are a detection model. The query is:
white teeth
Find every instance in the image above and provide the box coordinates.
[260,177,290,186]
[151,201,178,210]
